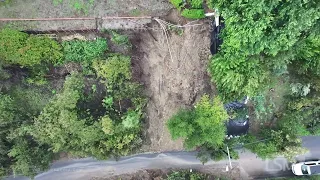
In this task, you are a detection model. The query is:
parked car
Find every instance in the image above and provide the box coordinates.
[292,160,320,176]
[224,98,249,137]
[210,16,224,55]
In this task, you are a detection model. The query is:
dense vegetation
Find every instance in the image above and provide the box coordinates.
[0,29,145,178]
[168,0,320,163]
[209,0,320,101]
[208,0,320,161]
[169,0,212,19]
[167,95,228,150]
[167,95,240,163]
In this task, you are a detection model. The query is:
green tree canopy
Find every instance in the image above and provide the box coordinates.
[0,29,63,67]
[167,95,228,150]
[209,0,320,100]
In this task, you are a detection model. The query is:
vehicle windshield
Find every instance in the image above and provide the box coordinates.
[301,165,310,175]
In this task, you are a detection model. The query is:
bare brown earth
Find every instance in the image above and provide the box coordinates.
[131,20,213,152]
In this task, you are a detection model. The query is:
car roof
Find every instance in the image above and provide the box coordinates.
[310,165,320,174]
[224,99,249,136]
[226,118,249,136]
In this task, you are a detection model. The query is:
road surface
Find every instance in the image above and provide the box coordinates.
[6,136,320,180]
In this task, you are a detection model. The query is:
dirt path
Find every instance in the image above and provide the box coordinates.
[0,0,171,30]
[0,0,171,18]
[132,20,213,152]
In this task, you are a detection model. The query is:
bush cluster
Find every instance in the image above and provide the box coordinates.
[169,0,207,19]
[0,29,145,178]
[0,29,63,67]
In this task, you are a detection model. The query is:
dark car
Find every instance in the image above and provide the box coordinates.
[224,99,249,137]
[210,16,225,55]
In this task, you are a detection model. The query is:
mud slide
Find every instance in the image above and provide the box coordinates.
[132,20,214,152]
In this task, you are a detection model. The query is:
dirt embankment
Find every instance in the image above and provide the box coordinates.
[132,20,213,152]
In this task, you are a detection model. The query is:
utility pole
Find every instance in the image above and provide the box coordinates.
[227,145,232,169]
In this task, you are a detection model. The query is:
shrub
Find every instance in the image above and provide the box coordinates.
[167,95,228,150]
[92,55,131,85]
[166,170,208,180]
[206,0,214,10]
[181,9,205,19]
[0,29,63,67]
[62,38,108,63]
[167,109,196,139]
[20,35,63,66]
[0,0,11,6]
[53,0,95,14]
[169,0,184,10]
[110,31,132,49]
[122,109,142,129]
[189,0,203,9]
[0,29,28,64]
[101,115,114,135]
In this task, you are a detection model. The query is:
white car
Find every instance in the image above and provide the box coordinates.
[292,160,320,175]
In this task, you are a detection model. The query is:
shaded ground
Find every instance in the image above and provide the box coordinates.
[131,20,213,152]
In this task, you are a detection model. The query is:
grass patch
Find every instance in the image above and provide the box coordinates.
[52,0,95,14]
[181,9,205,19]
[0,0,11,7]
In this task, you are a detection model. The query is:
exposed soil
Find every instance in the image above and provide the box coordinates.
[131,20,213,152]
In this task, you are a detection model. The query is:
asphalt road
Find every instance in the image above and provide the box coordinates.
[6,136,320,180]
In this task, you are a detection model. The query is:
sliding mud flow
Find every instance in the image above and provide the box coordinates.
[131,19,213,152]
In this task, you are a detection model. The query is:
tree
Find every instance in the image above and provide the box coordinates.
[0,94,16,176]
[8,138,53,178]
[93,55,132,85]
[243,113,309,162]
[167,95,228,150]
[0,92,54,179]
[29,73,88,153]
[209,0,320,100]
[209,55,270,101]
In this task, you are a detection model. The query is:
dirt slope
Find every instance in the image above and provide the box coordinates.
[132,21,213,152]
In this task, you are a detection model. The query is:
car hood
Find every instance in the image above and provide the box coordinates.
[292,164,303,175]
